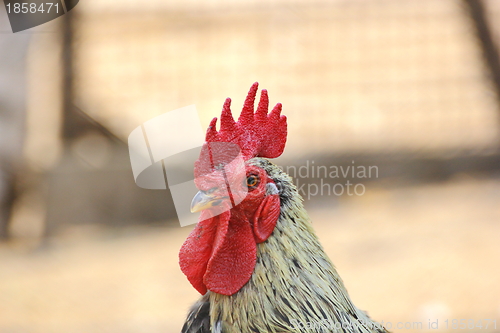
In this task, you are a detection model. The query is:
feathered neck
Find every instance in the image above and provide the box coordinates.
[207,159,386,333]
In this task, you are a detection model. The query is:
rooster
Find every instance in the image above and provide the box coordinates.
[179,83,388,333]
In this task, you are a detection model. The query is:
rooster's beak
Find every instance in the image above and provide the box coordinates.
[190,190,227,213]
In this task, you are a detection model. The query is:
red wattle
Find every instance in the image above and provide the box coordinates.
[203,213,256,295]
[179,208,257,296]
[179,195,281,296]
[178,210,230,295]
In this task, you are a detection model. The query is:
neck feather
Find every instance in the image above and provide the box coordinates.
[209,160,385,333]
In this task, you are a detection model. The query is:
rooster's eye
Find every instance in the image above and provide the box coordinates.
[246,175,259,189]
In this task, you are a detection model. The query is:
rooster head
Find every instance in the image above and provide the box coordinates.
[179,83,287,296]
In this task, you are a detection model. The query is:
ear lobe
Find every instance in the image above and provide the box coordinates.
[252,194,280,243]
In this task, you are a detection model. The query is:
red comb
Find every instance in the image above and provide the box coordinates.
[203,82,287,161]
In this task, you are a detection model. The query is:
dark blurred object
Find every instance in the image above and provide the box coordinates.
[463,0,500,119]
[40,14,178,235]
[45,138,177,232]
[0,15,31,239]
[0,169,17,239]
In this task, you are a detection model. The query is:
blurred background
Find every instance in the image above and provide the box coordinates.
[1,0,500,332]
